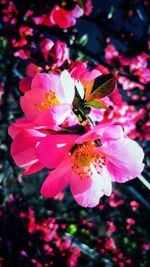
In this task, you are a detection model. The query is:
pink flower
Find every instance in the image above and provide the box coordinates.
[20,70,75,129]
[130,200,139,211]
[106,221,116,234]
[109,190,124,207]
[141,244,150,251]
[19,26,33,38]
[84,0,93,16]
[118,76,144,90]
[104,237,116,250]
[39,125,144,207]
[48,4,84,29]
[40,39,69,68]
[105,44,121,65]
[33,4,84,29]
[2,1,18,25]
[126,218,135,234]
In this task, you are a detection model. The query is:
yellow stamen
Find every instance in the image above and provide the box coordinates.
[35,90,60,112]
[71,141,106,178]
[62,1,67,7]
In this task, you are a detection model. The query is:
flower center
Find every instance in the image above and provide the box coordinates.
[35,90,60,112]
[71,141,106,178]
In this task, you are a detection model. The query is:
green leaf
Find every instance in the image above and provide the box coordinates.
[67,224,77,236]
[90,74,116,99]
[85,99,108,109]
[80,106,91,115]
[77,0,84,8]
[78,34,88,46]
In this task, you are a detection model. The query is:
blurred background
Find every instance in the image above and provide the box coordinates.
[0,0,150,266]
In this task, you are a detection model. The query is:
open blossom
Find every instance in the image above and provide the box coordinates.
[20,70,76,129]
[40,39,69,68]
[49,4,84,29]
[39,125,144,207]
[33,4,83,29]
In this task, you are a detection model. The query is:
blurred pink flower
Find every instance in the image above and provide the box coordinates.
[48,4,84,29]
[40,39,69,68]
[109,190,124,208]
[130,200,139,211]
[84,0,93,16]
[33,4,83,29]
[104,237,116,250]
[106,221,116,234]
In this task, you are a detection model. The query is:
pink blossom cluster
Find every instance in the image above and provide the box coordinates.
[8,61,144,207]
[5,206,80,267]
[1,191,149,267]
[24,208,80,267]
[2,0,145,208]
[1,0,92,61]
[105,43,150,89]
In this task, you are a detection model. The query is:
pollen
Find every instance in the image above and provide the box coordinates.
[62,0,67,7]
[35,90,60,112]
[71,141,106,178]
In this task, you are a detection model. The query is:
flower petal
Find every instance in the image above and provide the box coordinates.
[100,138,144,182]
[20,87,47,120]
[40,156,71,198]
[73,165,112,207]
[100,125,124,143]
[76,125,124,144]
[11,129,45,171]
[23,161,44,175]
[70,172,92,195]
[34,104,72,128]
[60,70,75,104]
[8,118,37,139]
[36,134,78,169]
[31,73,53,91]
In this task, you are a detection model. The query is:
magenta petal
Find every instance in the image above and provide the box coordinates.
[23,161,44,175]
[19,77,32,93]
[11,129,45,170]
[8,118,38,139]
[40,156,71,198]
[31,73,53,91]
[70,172,92,195]
[20,88,46,120]
[101,138,144,182]
[36,134,77,168]
[8,123,21,139]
